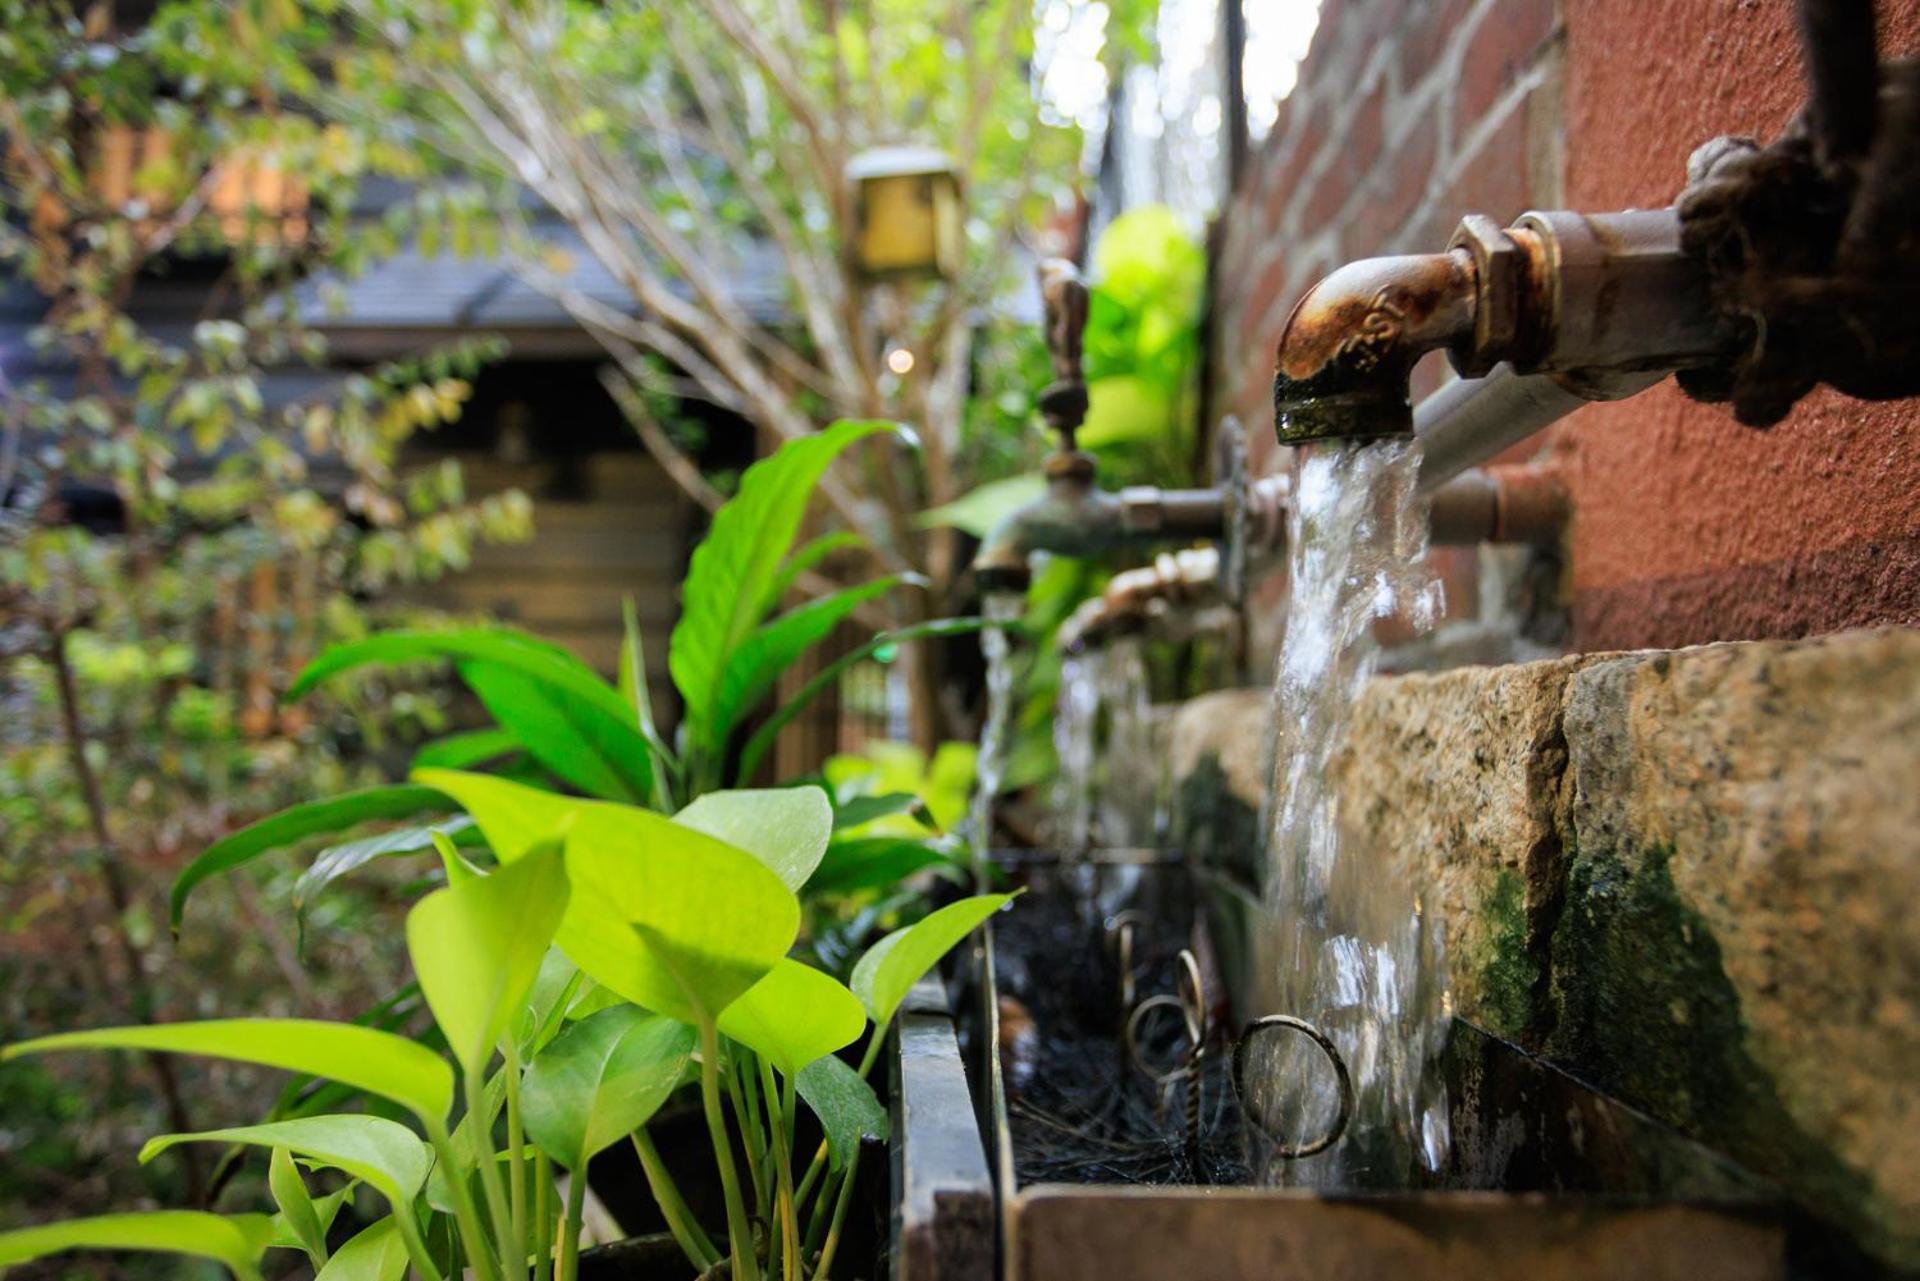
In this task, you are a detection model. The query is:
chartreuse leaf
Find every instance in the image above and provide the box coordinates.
[0,1212,273,1280]
[671,419,901,754]
[140,1116,431,1211]
[770,529,867,602]
[268,1146,325,1267]
[717,958,866,1076]
[407,839,570,1076]
[315,1218,409,1281]
[796,1056,888,1172]
[267,1184,353,1254]
[522,1006,695,1171]
[673,787,832,891]
[288,627,652,804]
[850,894,1017,1025]
[415,770,798,1024]
[517,948,583,1058]
[3,1021,453,1126]
[171,784,456,930]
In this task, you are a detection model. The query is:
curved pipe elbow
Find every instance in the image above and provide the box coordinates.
[1272,249,1480,445]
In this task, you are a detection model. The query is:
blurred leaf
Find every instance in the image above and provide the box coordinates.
[808,838,960,896]
[4,1020,453,1126]
[171,785,456,930]
[914,474,1045,537]
[0,1212,272,1280]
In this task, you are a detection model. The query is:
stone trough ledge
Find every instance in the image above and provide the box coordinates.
[1165,628,1920,1273]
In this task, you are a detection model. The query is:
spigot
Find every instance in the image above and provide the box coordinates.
[1272,209,1735,447]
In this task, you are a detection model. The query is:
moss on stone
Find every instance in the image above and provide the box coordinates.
[1173,751,1263,892]
[1471,868,1539,1041]
[1544,840,1883,1264]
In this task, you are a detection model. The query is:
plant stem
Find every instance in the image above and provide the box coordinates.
[428,1120,504,1281]
[393,1203,448,1281]
[559,1167,586,1281]
[812,1146,861,1281]
[759,1059,800,1281]
[728,1050,769,1219]
[533,1152,554,1281]
[468,1064,522,1278]
[506,1044,529,1272]
[630,1129,719,1271]
[698,1019,761,1281]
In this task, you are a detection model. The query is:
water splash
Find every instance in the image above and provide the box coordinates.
[1052,650,1101,853]
[971,591,1025,882]
[1099,637,1158,849]
[1248,437,1450,1189]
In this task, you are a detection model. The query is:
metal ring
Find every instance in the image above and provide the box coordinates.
[1230,1015,1354,1160]
[1124,995,1195,1087]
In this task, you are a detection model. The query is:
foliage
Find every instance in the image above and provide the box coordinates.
[3,780,1014,1281]
[0,0,531,1243]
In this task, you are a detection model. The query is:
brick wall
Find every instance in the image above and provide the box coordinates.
[1212,0,1920,662]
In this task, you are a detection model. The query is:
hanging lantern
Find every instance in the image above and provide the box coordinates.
[846,146,963,282]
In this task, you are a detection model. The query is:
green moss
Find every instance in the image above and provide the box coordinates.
[1172,752,1262,891]
[1545,840,1886,1266]
[1472,869,1538,1041]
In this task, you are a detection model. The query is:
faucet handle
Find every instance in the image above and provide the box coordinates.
[1036,258,1091,444]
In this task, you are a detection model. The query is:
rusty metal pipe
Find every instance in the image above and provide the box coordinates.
[1275,207,1734,453]
[1272,249,1481,444]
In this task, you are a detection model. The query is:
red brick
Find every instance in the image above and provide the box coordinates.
[1456,0,1557,129]
[1410,97,1535,250]
[1262,97,1325,227]
[1344,113,1440,255]
[1398,0,1478,89]
[1299,82,1384,232]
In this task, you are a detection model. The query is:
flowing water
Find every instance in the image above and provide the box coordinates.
[971,591,1025,882]
[1246,437,1450,1189]
[1099,637,1158,849]
[1051,651,1101,853]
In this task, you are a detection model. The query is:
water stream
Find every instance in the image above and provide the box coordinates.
[1051,650,1101,853]
[971,591,1025,882]
[1247,437,1450,1189]
[1099,637,1158,849]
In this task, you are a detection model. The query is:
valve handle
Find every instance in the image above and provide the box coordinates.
[1037,258,1091,445]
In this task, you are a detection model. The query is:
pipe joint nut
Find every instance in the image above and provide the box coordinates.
[1449,214,1531,375]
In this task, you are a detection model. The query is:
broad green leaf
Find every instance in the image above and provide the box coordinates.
[796,1055,888,1172]
[0,1212,272,1280]
[171,784,456,930]
[914,473,1046,537]
[1077,374,1175,449]
[415,771,799,1023]
[736,617,988,784]
[407,839,570,1075]
[716,959,865,1076]
[140,1116,431,1211]
[268,1146,325,1266]
[706,578,907,752]
[288,628,651,804]
[850,894,1016,1025]
[460,660,645,803]
[411,727,523,770]
[4,1020,453,1125]
[671,420,900,746]
[809,838,960,896]
[315,1218,408,1281]
[673,787,832,891]
[521,1006,694,1171]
